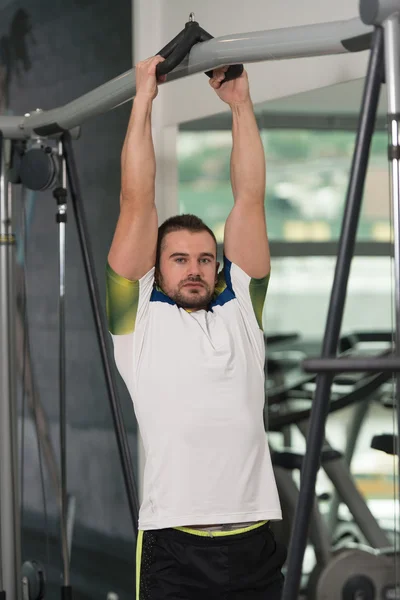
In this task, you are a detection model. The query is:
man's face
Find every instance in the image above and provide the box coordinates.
[157,230,219,310]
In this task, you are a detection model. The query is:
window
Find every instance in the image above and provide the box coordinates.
[178,128,391,244]
[264,256,393,340]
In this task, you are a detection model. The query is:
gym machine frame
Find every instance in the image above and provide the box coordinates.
[268,335,397,597]
[0,2,399,598]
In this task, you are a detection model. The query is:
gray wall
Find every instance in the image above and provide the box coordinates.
[0,0,139,581]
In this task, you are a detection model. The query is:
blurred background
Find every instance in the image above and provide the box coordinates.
[0,0,397,598]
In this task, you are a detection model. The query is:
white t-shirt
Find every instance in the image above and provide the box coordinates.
[106,256,282,531]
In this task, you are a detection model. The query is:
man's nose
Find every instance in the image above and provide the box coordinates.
[187,260,201,276]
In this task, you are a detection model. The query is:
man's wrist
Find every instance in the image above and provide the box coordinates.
[134,92,155,108]
[229,97,253,115]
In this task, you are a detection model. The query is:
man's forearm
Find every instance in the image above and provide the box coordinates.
[230,100,266,204]
[120,95,156,209]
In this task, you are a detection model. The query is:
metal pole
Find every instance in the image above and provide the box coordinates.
[61,133,139,540]
[0,17,374,140]
[383,11,400,530]
[54,146,70,590]
[0,133,22,600]
[10,178,21,600]
[282,26,384,599]
[0,133,5,597]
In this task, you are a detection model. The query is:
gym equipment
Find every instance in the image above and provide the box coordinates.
[372,434,397,454]
[284,3,400,596]
[267,332,398,598]
[21,561,45,600]
[0,5,398,599]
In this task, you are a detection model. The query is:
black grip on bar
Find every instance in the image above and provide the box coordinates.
[157,29,187,64]
[0,591,5,600]
[195,26,244,82]
[156,24,194,75]
[205,63,244,82]
[155,19,243,84]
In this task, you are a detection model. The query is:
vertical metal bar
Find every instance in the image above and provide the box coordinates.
[59,187,67,582]
[61,133,139,540]
[0,133,6,595]
[0,133,21,600]
[282,27,384,599]
[12,187,24,600]
[55,146,70,588]
[59,150,76,566]
[383,13,400,525]
[10,175,22,600]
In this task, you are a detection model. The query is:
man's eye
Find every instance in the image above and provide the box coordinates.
[200,258,211,264]
[175,258,186,263]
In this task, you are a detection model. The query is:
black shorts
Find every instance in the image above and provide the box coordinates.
[136,521,286,600]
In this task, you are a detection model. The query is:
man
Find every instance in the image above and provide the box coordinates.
[106,55,285,600]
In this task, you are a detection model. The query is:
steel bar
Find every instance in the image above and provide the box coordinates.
[0,133,21,600]
[0,17,372,140]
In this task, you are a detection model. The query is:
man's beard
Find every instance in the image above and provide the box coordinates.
[162,275,213,309]
[174,285,213,309]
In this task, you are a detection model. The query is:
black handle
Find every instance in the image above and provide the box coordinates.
[156,27,189,76]
[155,19,244,84]
[205,63,244,83]
[198,26,244,82]
[156,21,201,77]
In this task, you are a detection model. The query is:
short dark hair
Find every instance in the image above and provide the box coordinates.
[156,214,217,269]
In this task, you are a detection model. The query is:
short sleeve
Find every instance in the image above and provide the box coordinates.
[214,257,269,331]
[105,263,155,335]
[249,274,270,330]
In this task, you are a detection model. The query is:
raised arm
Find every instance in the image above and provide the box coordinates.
[108,55,166,281]
[209,69,270,279]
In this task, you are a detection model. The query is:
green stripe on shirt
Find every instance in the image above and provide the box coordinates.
[213,268,228,299]
[249,274,270,330]
[106,263,140,334]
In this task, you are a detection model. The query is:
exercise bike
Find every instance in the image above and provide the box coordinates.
[266,331,399,599]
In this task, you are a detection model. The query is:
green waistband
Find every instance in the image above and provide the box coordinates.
[174,520,268,537]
